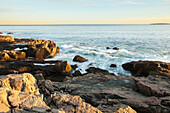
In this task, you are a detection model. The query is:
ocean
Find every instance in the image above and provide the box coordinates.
[0,24,170,75]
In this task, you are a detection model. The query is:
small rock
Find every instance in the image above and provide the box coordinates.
[56,47,60,54]
[7,32,13,34]
[71,64,78,70]
[0,32,3,34]
[110,64,117,68]
[73,70,83,77]
[113,47,120,50]
[73,55,88,63]
[106,47,111,49]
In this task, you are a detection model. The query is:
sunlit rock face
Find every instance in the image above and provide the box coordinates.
[0,73,40,95]
[0,35,15,42]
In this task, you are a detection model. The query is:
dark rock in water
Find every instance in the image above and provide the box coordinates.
[0,32,3,34]
[71,64,78,70]
[55,61,73,76]
[86,67,114,75]
[110,64,117,68]
[113,47,120,50]
[7,32,13,34]
[106,47,111,49]
[73,70,83,77]
[73,55,88,63]
[56,47,60,53]
[122,61,170,77]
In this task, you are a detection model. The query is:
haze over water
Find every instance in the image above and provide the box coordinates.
[0,24,170,75]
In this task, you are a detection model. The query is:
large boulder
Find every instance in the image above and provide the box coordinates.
[0,35,15,42]
[0,50,26,61]
[122,61,170,77]
[52,94,102,113]
[0,73,40,95]
[55,61,72,76]
[0,88,49,113]
[27,40,57,60]
[73,55,88,63]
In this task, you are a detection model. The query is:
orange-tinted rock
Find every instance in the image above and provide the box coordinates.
[0,73,40,95]
[53,94,102,113]
[113,47,120,50]
[0,35,15,42]
[114,106,137,113]
[55,61,72,76]
[0,50,26,61]
[73,55,88,63]
[0,88,49,112]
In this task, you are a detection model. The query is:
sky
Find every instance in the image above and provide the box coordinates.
[0,0,170,24]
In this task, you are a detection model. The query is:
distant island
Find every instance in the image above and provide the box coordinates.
[151,23,170,25]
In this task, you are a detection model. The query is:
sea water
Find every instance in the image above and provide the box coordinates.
[0,25,170,75]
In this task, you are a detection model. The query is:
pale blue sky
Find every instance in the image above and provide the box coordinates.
[0,0,170,24]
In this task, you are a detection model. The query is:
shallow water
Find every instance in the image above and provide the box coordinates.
[0,25,170,75]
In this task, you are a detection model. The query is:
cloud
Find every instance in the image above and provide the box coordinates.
[0,7,26,13]
[164,0,170,3]
[48,0,144,6]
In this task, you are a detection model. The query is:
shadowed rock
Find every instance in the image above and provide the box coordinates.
[122,61,170,77]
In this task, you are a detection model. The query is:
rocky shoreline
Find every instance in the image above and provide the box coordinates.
[0,34,169,113]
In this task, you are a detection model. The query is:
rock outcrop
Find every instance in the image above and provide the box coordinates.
[0,50,26,61]
[0,73,40,95]
[52,73,170,113]
[0,35,15,42]
[52,94,102,113]
[73,55,88,63]
[27,40,57,60]
[0,88,49,113]
[122,61,170,77]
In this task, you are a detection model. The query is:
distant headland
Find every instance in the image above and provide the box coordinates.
[151,23,170,25]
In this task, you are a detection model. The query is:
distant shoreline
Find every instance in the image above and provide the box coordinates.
[0,24,149,26]
[150,23,170,25]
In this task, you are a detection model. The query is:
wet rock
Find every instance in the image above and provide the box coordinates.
[106,47,111,49]
[56,47,60,53]
[113,47,120,50]
[110,64,117,68]
[7,32,13,34]
[73,55,88,63]
[52,94,102,113]
[71,64,78,70]
[55,61,72,76]
[0,73,40,95]
[0,32,3,34]
[122,61,170,77]
[0,50,26,61]
[73,70,83,77]
[0,35,15,42]
[114,106,137,113]
[86,67,113,75]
